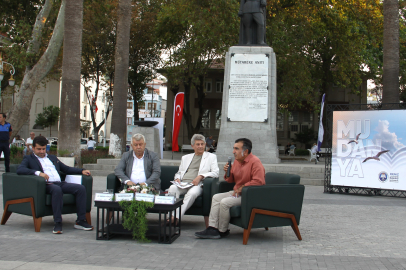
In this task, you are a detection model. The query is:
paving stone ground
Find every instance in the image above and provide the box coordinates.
[1,174,406,270]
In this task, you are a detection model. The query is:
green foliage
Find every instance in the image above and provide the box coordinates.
[35,105,60,136]
[57,149,71,157]
[292,129,317,148]
[119,200,154,242]
[95,146,109,151]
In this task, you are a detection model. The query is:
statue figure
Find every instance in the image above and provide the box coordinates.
[238,0,267,46]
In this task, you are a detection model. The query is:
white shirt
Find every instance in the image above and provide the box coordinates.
[311,145,318,154]
[26,137,33,150]
[34,154,61,182]
[87,140,97,148]
[125,152,147,185]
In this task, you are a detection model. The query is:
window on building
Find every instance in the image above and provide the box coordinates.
[127,117,132,125]
[301,125,309,132]
[215,110,221,129]
[147,103,157,110]
[216,80,223,93]
[276,111,284,131]
[139,102,145,109]
[205,81,212,93]
[127,102,132,109]
[201,109,210,129]
[84,106,87,118]
[288,111,299,122]
[303,112,313,123]
[290,124,299,132]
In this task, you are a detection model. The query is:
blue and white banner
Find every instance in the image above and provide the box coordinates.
[317,94,325,152]
[331,110,405,190]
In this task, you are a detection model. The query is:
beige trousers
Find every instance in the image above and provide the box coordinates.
[168,184,203,218]
[208,191,241,232]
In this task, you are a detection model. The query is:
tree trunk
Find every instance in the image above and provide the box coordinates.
[382,0,400,104]
[109,0,132,157]
[58,0,83,161]
[7,1,65,138]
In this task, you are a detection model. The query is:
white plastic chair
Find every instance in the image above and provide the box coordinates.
[308,149,317,162]
[288,147,296,156]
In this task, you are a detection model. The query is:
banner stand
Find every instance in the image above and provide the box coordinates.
[324,103,406,198]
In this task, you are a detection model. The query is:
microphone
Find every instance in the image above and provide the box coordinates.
[226,156,232,178]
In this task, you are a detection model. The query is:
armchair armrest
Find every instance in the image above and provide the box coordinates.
[2,173,47,217]
[239,184,305,229]
[201,177,219,216]
[81,175,93,212]
[218,181,235,193]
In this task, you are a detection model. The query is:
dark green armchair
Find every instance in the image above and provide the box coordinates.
[217,172,305,245]
[1,173,93,232]
[107,165,219,219]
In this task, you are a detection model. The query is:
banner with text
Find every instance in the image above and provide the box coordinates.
[331,110,406,190]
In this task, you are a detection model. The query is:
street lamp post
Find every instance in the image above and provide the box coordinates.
[0,53,16,101]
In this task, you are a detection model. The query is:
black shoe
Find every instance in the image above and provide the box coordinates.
[53,222,63,234]
[74,220,94,231]
[219,229,230,238]
[194,226,221,239]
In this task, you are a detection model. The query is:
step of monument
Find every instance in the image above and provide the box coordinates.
[84,164,116,171]
[96,159,120,165]
[300,178,324,186]
[88,170,114,177]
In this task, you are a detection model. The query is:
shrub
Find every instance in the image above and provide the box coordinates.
[95,146,109,151]
[10,151,24,164]
[295,149,310,156]
[81,149,114,164]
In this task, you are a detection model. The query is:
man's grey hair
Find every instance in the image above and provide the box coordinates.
[132,133,146,144]
[191,134,205,145]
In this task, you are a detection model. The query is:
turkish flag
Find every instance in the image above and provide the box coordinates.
[172,92,184,152]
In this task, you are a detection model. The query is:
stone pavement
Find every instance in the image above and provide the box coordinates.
[1,175,406,270]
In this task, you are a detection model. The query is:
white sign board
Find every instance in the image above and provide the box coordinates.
[228,53,268,122]
[331,110,406,190]
[155,196,175,204]
[127,109,134,118]
[94,193,114,201]
[65,175,82,185]
[115,193,134,201]
[135,193,155,203]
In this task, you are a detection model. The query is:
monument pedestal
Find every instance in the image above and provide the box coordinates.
[132,126,161,157]
[216,46,280,164]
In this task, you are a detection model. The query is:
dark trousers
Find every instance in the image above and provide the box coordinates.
[0,142,10,172]
[46,181,87,223]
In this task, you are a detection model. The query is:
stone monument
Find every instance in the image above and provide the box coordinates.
[216,0,280,164]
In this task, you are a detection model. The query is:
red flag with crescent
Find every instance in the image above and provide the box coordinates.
[172,92,184,152]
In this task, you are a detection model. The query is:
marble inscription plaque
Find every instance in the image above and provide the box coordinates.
[228,54,268,122]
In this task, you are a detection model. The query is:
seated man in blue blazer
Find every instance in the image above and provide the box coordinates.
[17,136,93,234]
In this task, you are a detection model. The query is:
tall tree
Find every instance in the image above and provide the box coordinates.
[382,0,400,103]
[109,0,132,157]
[2,0,65,137]
[128,0,162,121]
[35,105,60,136]
[81,0,116,142]
[59,0,84,159]
[156,0,239,139]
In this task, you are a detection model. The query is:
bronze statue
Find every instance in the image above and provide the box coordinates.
[238,0,267,46]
